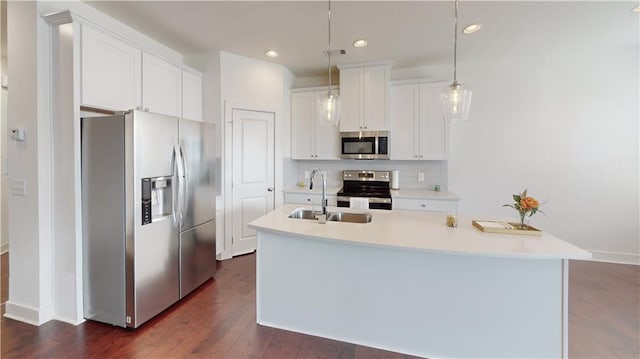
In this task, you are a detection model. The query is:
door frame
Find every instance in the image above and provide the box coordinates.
[222,100,282,260]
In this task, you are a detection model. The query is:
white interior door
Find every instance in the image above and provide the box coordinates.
[231,109,275,256]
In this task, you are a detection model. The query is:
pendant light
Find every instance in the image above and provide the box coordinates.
[441,0,472,123]
[319,0,340,126]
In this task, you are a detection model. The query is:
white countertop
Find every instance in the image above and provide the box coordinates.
[390,189,460,201]
[249,204,592,260]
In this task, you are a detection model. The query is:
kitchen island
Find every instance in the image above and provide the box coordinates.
[249,204,591,358]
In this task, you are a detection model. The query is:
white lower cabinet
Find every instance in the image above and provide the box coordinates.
[291,89,340,160]
[390,81,448,160]
[284,193,338,207]
[392,198,459,212]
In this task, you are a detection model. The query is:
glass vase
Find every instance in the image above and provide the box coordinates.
[518,211,528,230]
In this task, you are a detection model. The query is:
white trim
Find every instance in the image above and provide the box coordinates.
[222,100,281,260]
[0,242,8,255]
[53,315,85,326]
[37,4,182,64]
[337,61,393,70]
[390,78,449,86]
[588,250,640,265]
[4,301,54,326]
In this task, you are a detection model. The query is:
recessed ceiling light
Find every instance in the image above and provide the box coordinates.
[633,5,640,13]
[353,39,368,48]
[264,50,278,58]
[463,24,482,34]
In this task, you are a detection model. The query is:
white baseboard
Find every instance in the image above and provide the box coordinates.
[1,242,8,255]
[3,301,54,326]
[587,250,639,265]
[54,315,85,326]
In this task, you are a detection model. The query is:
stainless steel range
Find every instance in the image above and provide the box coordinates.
[336,170,392,210]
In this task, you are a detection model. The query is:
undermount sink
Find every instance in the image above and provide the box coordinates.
[288,209,318,220]
[326,212,372,224]
[288,209,372,224]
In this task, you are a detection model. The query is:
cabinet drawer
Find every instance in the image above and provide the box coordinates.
[392,198,458,212]
[285,193,337,206]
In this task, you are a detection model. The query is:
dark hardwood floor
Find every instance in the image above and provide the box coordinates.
[1,253,638,358]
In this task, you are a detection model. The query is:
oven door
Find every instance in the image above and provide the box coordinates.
[337,196,392,210]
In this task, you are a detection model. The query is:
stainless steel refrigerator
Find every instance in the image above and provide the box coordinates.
[81,109,216,328]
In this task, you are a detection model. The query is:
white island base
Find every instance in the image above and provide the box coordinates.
[252,206,590,358]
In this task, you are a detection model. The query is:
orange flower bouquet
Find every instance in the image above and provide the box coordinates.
[503,189,545,229]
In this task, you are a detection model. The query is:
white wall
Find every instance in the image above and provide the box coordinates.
[219,52,291,259]
[442,42,639,263]
[5,1,54,325]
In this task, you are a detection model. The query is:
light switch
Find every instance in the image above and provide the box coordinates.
[304,171,310,179]
[418,172,425,182]
[10,179,26,196]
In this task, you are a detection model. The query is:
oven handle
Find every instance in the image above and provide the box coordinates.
[337,196,392,204]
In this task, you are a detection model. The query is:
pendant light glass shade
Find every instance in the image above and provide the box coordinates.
[320,0,340,126]
[441,80,472,123]
[319,91,341,126]
[441,0,472,123]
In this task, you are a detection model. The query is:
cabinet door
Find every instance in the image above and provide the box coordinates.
[363,65,389,130]
[390,84,420,160]
[419,83,448,159]
[313,91,341,160]
[81,25,141,111]
[339,68,363,132]
[182,70,203,121]
[142,53,182,117]
[291,92,315,159]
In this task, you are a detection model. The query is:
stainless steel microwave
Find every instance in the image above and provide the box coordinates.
[340,131,389,160]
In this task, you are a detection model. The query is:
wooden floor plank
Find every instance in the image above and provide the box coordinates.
[1,253,638,358]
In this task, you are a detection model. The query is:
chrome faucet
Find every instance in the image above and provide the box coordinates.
[309,168,327,215]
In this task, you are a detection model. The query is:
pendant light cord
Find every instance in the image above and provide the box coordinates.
[328,0,332,94]
[453,0,459,82]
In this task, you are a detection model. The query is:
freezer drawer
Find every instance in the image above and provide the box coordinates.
[180,219,216,298]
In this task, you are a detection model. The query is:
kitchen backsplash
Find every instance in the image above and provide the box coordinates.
[283,159,448,191]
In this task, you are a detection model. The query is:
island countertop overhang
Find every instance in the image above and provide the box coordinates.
[249,204,592,260]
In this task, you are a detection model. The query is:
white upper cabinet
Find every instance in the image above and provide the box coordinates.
[81,24,142,111]
[338,64,390,132]
[182,70,203,121]
[142,52,182,117]
[291,89,341,160]
[390,82,449,160]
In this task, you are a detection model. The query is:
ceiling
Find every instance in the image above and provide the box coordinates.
[84,1,639,78]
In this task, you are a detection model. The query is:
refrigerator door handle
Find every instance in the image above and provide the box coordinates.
[179,143,189,222]
[171,145,180,228]
[175,144,186,226]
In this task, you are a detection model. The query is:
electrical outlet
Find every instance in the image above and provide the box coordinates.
[304,171,310,179]
[418,172,425,182]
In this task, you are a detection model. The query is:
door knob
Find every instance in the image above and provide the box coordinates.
[267,187,274,192]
